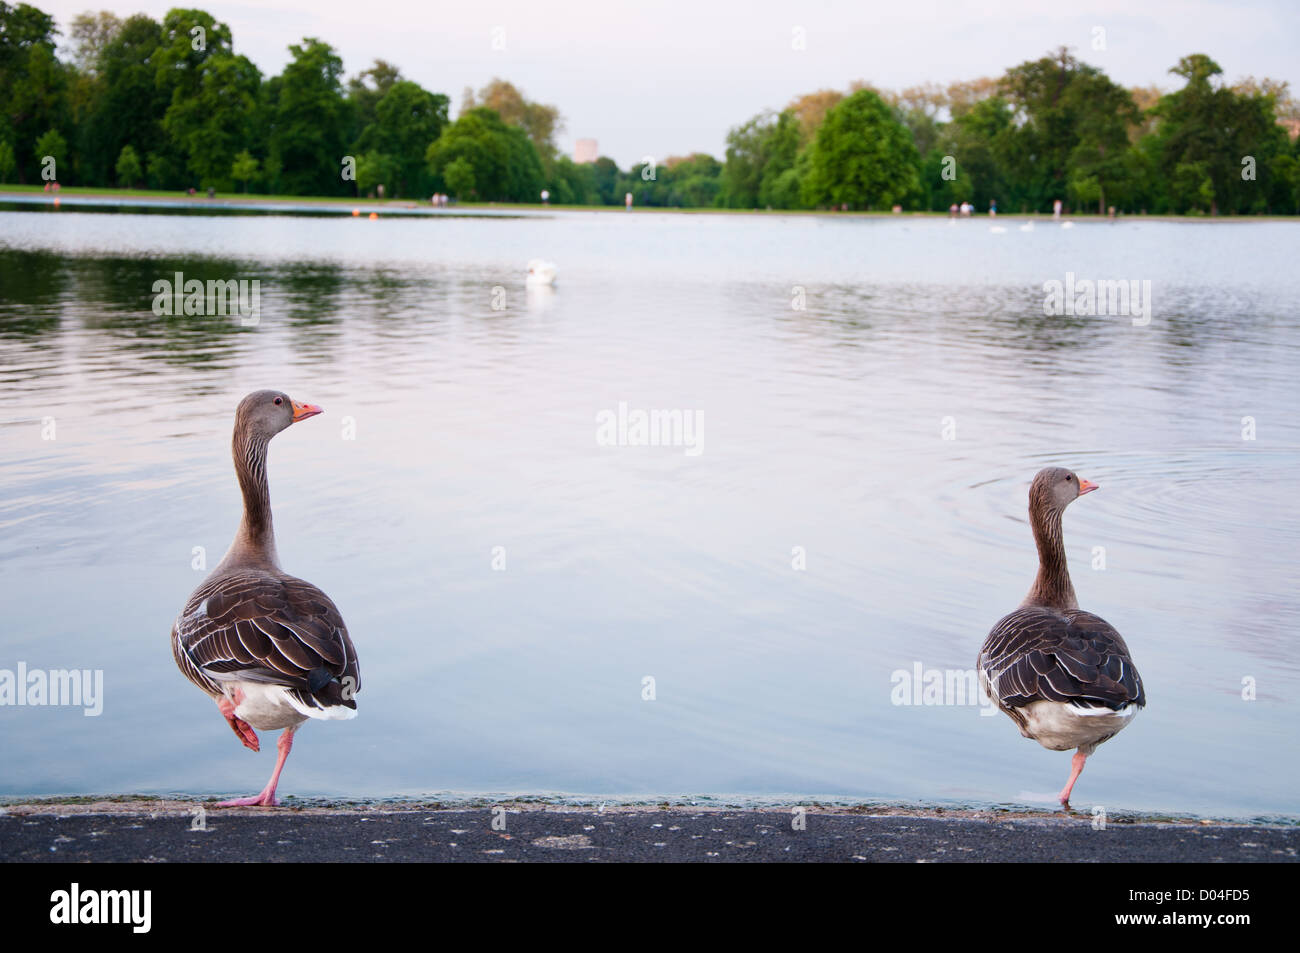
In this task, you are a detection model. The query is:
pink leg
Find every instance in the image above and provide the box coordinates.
[1058,749,1088,809]
[217,727,297,807]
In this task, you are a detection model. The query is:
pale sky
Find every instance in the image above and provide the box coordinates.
[38,0,1300,166]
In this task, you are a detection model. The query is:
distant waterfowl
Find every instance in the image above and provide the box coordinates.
[1019,220,1035,232]
[978,467,1144,809]
[171,390,360,806]
[989,225,1007,234]
[526,259,558,285]
[1060,221,1075,229]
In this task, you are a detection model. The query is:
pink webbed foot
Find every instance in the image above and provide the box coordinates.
[216,692,260,751]
[217,791,279,808]
[214,727,297,809]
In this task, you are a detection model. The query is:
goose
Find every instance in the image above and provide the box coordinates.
[978,467,1144,809]
[171,390,360,806]
[526,259,558,285]
[1019,220,1035,232]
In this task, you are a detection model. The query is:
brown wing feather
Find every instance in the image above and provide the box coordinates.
[171,569,359,713]
[978,607,1144,713]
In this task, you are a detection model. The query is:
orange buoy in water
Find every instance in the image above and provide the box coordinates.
[53,197,60,208]
[368,212,378,220]
[352,208,360,216]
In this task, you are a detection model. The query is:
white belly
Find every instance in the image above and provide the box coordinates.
[1020,700,1138,753]
[230,682,311,731]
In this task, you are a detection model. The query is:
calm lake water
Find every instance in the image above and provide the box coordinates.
[1,206,1297,819]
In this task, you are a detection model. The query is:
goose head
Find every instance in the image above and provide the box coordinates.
[1029,466,1097,518]
[235,390,322,441]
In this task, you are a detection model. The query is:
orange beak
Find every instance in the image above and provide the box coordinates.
[291,400,323,422]
[1078,477,1099,495]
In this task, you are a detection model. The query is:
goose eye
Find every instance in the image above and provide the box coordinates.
[274,397,283,405]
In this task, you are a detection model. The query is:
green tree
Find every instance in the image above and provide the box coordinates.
[442,155,474,199]
[0,138,15,182]
[721,111,774,207]
[999,47,1139,212]
[1169,160,1215,213]
[619,153,724,208]
[800,89,920,209]
[268,38,350,195]
[761,164,803,209]
[154,8,233,94]
[932,97,1015,211]
[0,2,65,183]
[721,110,801,208]
[33,127,66,181]
[758,111,802,208]
[544,155,596,204]
[163,52,262,189]
[355,152,397,195]
[667,153,723,206]
[77,14,169,187]
[1148,54,1290,214]
[148,8,234,187]
[1274,142,1300,215]
[114,143,142,187]
[346,59,403,144]
[357,80,448,196]
[426,106,543,202]
[587,156,621,205]
[230,148,259,192]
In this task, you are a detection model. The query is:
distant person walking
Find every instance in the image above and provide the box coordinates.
[989,199,997,217]
[625,191,633,211]
[1053,198,1062,219]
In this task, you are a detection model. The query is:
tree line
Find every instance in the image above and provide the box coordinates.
[2,3,1297,214]
[720,49,1299,215]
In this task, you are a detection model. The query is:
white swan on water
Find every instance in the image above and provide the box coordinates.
[526,259,558,285]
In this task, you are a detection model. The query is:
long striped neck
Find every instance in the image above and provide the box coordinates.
[1024,498,1077,609]
[229,427,279,567]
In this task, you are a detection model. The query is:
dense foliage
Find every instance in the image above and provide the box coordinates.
[1,3,1296,213]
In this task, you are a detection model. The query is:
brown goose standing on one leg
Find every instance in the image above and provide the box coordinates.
[978,467,1144,809]
[171,390,360,806]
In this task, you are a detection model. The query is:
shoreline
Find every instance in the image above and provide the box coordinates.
[4,795,1296,827]
[2,188,1297,222]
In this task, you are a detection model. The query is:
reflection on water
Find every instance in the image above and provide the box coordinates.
[1,210,1298,818]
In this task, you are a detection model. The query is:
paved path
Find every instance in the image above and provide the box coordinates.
[3,804,1296,862]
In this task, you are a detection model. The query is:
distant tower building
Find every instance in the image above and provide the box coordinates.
[573,139,599,163]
